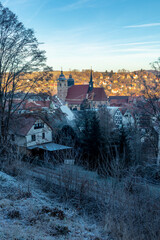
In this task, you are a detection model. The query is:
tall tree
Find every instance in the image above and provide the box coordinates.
[136,59,160,165]
[0,3,51,143]
[79,110,104,170]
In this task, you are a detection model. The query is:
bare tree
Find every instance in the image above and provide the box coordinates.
[0,3,51,143]
[136,59,160,165]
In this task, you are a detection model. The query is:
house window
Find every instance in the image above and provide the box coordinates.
[34,122,44,129]
[31,135,36,141]
[42,132,45,139]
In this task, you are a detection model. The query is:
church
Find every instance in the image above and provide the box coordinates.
[57,70,107,110]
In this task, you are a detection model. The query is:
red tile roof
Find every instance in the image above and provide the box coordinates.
[66,85,107,105]
[90,88,107,101]
[23,101,50,110]
[109,96,129,106]
[10,115,52,136]
[9,100,51,112]
[66,85,89,104]
[11,115,38,136]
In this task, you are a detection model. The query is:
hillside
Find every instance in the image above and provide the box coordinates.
[0,168,105,240]
[0,158,160,240]
[14,70,159,97]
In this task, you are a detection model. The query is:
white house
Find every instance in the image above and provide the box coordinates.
[107,107,136,129]
[10,115,52,148]
[107,107,123,128]
[122,109,135,128]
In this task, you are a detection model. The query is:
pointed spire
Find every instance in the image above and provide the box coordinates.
[69,68,72,79]
[88,68,93,92]
[90,67,93,83]
[58,67,66,81]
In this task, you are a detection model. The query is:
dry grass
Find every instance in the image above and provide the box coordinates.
[105,176,160,240]
[1,147,160,240]
[40,165,160,240]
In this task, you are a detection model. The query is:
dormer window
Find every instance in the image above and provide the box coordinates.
[34,122,44,129]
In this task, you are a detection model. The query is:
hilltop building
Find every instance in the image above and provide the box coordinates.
[57,71,68,101]
[57,70,107,110]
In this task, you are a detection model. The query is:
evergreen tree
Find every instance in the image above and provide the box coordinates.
[119,127,132,168]
[80,110,103,170]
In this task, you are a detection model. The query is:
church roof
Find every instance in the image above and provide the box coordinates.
[66,85,89,104]
[66,85,107,105]
[58,70,66,81]
[90,88,107,101]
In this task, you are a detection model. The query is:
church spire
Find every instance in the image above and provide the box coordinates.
[68,69,74,87]
[58,68,66,81]
[61,67,63,75]
[88,68,93,92]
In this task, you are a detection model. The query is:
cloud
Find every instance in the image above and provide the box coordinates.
[124,23,160,28]
[43,39,160,63]
[26,1,48,24]
[113,41,160,47]
[2,0,34,7]
[57,0,93,11]
[43,38,160,71]
[108,48,160,53]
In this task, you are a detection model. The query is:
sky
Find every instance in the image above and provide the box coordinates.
[1,0,160,71]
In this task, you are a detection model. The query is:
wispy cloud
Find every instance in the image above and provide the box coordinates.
[124,23,160,28]
[57,0,93,11]
[43,39,160,61]
[26,0,49,24]
[2,0,34,7]
[108,48,160,53]
[113,41,160,46]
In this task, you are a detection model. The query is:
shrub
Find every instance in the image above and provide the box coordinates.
[16,189,32,200]
[105,176,160,240]
[8,209,21,219]
[54,225,70,236]
[40,206,65,220]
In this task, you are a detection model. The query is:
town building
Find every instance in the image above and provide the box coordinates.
[10,114,72,158]
[108,96,129,106]
[107,106,135,129]
[57,70,107,110]
[107,107,123,129]
[10,115,53,148]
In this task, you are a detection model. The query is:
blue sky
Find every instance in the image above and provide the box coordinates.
[2,0,160,71]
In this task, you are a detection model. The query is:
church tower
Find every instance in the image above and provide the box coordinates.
[67,73,74,87]
[88,69,93,92]
[57,70,68,101]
